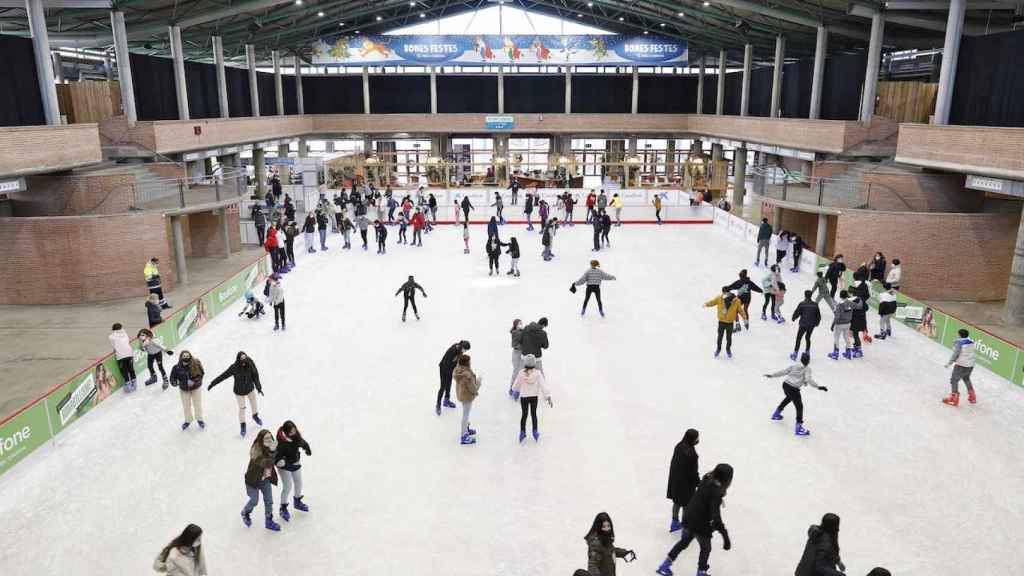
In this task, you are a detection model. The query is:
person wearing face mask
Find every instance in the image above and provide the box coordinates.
[795,513,846,576]
[275,420,312,522]
[208,351,263,437]
[656,463,734,576]
[169,351,205,430]
[242,429,281,531]
[576,511,635,576]
[666,429,700,533]
[153,523,206,576]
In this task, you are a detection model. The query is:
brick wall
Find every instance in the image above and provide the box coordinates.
[0,212,176,305]
[187,208,241,257]
[165,215,193,258]
[812,161,854,180]
[777,209,837,257]
[145,162,187,179]
[895,123,1024,180]
[861,172,982,212]
[834,210,1018,301]
[0,124,103,177]
[15,174,134,216]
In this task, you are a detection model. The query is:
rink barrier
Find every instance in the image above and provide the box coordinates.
[0,254,271,478]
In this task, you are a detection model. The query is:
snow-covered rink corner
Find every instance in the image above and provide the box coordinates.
[2,222,1023,576]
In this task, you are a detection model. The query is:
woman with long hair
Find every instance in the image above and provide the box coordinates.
[657,463,734,576]
[795,513,845,576]
[138,328,173,388]
[152,524,206,575]
[666,429,700,533]
[578,512,635,576]
[510,354,552,443]
[242,429,281,531]
[275,420,312,521]
[208,351,263,437]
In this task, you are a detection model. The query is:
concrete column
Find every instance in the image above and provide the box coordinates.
[430,66,438,114]
[362,66,371,114]
[631,66,639,114]
[696,54,705,114]
[294,55,305,114]
[740,44,752,116]
[52,52,64,84]
[220,208,232,258]
[565,66,572,113]
[716,49,726,115]
[213,36,229,118]
[27,0,61,125]
[111,11,137,125]
[298,137,307,158]
[171,215,188,285]
[809,25,828,120]
[772,205,782,232]
[246,44,260,117]
[860,12,885,124]
[801,160,814,178]
[733,146,746,208]
[254,148,266,198]
[770,35,785,118]
[815,212,829,254]
[169,26,189,120]
[497,66,505,113]
[104,54,113,81]
[933,0,966,125]
[273,50,284,116]
[1002,204,1024,325]
[277,144,290,184]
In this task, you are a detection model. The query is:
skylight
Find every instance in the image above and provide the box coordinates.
[385,5,614,35]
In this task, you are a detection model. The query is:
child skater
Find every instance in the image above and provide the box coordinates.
[506,237,521,277]
[374,219,388,254]
[109,323,137,392]
[453,354,481,445]
[510,354,552,443]
[874,282,898,340]
[275,420,312,522]
[137,328,173,388]
[462,221,471,254]
[765,352,829,437]
[943,328,977,407]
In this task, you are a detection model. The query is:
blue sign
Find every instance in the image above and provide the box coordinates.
[312,34,688,66]
[485,115,514,130]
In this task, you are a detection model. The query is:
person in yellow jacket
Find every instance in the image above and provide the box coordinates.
[144,257,171,309]
[652,193,663,224]
[610,194,624,226]
[704,287,748,359]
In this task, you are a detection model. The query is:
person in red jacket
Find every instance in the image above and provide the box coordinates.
[264,224,282,273]
[585,191,597,223]
[411,209,426,247]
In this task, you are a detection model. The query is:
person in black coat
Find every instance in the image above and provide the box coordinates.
[519,318,549,370]
[146,293,163,328]
[208,351,264,437]
[791,290,822,358]
[485,235,508,276]
[505,237,521,277]
[825,255,846,299]
[275,420,312,520]
[726,269,762,332]
[656,463,733,576]
[591,212,603,252]
[795,513,845,576]
[436,340,470,415]
[394,275,427,322]
[600,210,612,248]
[791,235,805,272]
[666,429,700,533]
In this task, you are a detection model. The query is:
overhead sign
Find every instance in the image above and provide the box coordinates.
[485,115,514,130]
[966,174,1024,197]
[0,178,26,194]
[311,34,688,66]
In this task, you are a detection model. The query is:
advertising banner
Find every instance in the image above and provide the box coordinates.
[940,315,1019,381]
[311,34,688,66]
[0,402,52,477]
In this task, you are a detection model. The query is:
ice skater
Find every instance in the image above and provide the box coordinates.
[491,191,505,224]
[591,210,603,251]
[775,230,791,266]
[275,420,312,522]
[169,351,205,430]
[109,323,137,393]
[611,193,623,226]
[875,282,898,340]
[666,428,700,533]
[208,351,264,437]
[460,195,474,224]
[825,255,846,299]
[486,235,508,276]
[524,193,535,231]
[573,260,616,317]
[356,213,370,250]
[394,275,427,322]
[509,319,523,398]
[397,212,409,244]
[943,328,977,407]
[437,340,471,415]
[511,354,552,443]
[581,513,636,576]
[790,290,822,359]
[725,269,761,333]
[283,221,298,266]
[755,218,772,266]
[810,271,834,309]
[268,274,286,331]
[453,354,481,445]
[462,222,471,254]
[302,212,317,253]
[653,193,663,224]
[761,265,783,322]
[766,352,829,436]
[487,215,500,240]
[153,524,206,575]
[137,328,173,388]
[411,209,426,246]
[704,287,747,358]
[238,290,265,319]
[600,209,612,247]
[506,237,521,277]
[519,318,549,373]
[656,464,733,576]
[828,291,856,360]
[795,513,845,576]
[790,234,804,272]
[340,214,353,249]
[374,220,388,254]
[241,429,281,531]
[316,208,329,250]
[541,222,553,261]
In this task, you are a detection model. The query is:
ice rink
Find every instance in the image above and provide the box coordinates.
[2,220,1023,576]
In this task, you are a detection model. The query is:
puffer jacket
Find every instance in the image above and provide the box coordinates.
[705,293,747,323]
[792,299,822,329]
[208,353,262,396]
[169,359,204,391]
[453,364,480,403]
[586,534,629,576]
[832,299,855,325]
[511,367,549,400]
[520,322,549,358]
[152,546,207,576]
[794,525,844,576]
[244,448,278,487]
[510,327,523,351]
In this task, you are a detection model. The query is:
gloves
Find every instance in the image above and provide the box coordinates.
[511,390,520,401]
[276,460,285,468]
[763,374,772,378]
[257,388,264,396]
[819,386,829,392]
[622,550,636,563]
[206,384,212,391]
[838,561,846,572]
[547,397,554,408]
[166,350,175,355]
[304,446,312,456]
[721,531,732,551]
[569,283,577,294]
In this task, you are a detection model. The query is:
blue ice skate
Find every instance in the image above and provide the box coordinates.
[726,351,733,359]
[181,422,190,430]
[656,558,674,576]
[789,351,799,361]
[467,427,476,436]
[852,346,864,359]
[795,423,811,436]
[519,431,527,443]
[265,516,281,531]
[460,433,476,445]
[240,422,246,437]
[532,430,540,442]
[293,496,309,512]
[828,348,840,360]
[771,409,784,421]
[443,399,457,409]
[842,348,853,360]
[669,519,682,532]
[280,504,291,522]
[252,413,263,425]
[241,512,252,527]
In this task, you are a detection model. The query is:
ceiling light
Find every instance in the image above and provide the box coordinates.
[376,15,382,21]
[577,13,583,18]
[409,1,416,5]
[420,12,425,18]
[678,11,685,17]
[587,2,594,6]
[339,22,345,26]
[317,11,324,17]
[643,30,649,35]
[618,16,624,21]
[660,22,665,27]
[294,0,302,5]
[703,1,710,5]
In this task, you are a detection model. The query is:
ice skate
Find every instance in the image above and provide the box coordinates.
[252,413,263,425]
[968,389,977,404]
[519,431,527,443]
[443,399,457,409]
[241,512,252,527]
[532,430,540,442]
[434,405,441,416]
[467,427,476,436]
[415,313,420,321]
[280,504,291,522]
[842,348,853,360]
[293,496,309,512]
[669,518,682,533]
[726,351,733,359]
[145,375,157,386]
[771,409,783,421]
[789,351,798,361]
[240,422,247,437]
[655,558,674,576]
[852,346,863,359]
[161,375,169,389]
[460,433,476,445]
[795,423,811,436]
[942,392,960,407]
[265,516,281,531]
[828,348,839,360]
[197,420,205,429]
[181,422,190,430]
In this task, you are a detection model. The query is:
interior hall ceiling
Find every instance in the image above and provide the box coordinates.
[0,0,1019,65]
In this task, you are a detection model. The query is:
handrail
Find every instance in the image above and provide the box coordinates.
[129,167,249,211]
[98,116,184,167]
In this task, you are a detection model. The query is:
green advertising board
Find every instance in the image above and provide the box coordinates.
[47,356,123,435]
[0,401,52,477]
[940,315,1020,383]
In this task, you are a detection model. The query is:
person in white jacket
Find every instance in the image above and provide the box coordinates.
[511,354,553,443]
[886,258,902,290]
[109,323,137,393]
[153,524,207,576]
[268,275,286,331]
[764,352,828,437]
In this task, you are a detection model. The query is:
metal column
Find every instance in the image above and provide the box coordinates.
[171,215,189,286]
[696,54,705,114]
[716,49,726,115]
[220,208,232,258]
[631,65,639,114]
[111,10,136,125]
[860,12,885,124]
[254,148,266,198]
[809,25,828,120]
[273,50,284,116]
[362,66,370,114]
[27,0,61,125]
[246,44,260,117]
[430,66,438,114]
[933,0,966,125]
[294,55,305,115]
[169,26,189,120]
[52,52,64,84]
[104,54,113,81]
[770,35,785,118]
[213,36,229,118]
[740,44,752,117]
[565,66,572,113]
[497,66,505,113]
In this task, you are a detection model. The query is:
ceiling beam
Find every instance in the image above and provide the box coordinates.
[709,0,871,40]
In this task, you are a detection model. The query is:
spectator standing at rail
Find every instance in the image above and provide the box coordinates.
[144,257,172,309]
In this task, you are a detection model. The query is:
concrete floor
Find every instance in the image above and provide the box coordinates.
[925,299,1024,348]
[0,247,264,421]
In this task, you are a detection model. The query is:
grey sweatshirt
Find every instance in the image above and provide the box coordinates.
[768,364,822,390]
[139,337,166,355]
[574,268,616,286]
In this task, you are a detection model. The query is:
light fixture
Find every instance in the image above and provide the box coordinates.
[587,1,593,6]
[409,1,416,5]
[420,12,426,17]
[618,16,624,21]
[317,11,324,17]
[494,157,507,165]
[703,1,710,6]
[376,15,382,21]
[355,30,361,34]
[339,22,345,26]
[678,11,685,17]
[365,155,381,165]
[643,30,649,35]
[660,22,665,27]
[294,0,302,5]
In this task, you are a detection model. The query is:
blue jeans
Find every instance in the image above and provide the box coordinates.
[242,480,273,517]
[318,229,327,248]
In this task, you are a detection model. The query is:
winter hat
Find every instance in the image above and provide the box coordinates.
[459,340,471,350]
[523,354,538,368]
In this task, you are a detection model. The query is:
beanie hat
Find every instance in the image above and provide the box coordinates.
[523,354,538,368]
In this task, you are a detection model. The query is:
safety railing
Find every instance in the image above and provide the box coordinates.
[749,166,872,209]
[130,168,249,211]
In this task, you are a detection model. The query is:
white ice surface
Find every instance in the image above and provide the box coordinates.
[2,223,1023,576]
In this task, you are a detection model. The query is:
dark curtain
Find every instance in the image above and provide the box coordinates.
[302,76,363,113]
[257,71,277,116]
[438,75,497,113]
[950,29,1024,127]
[370,75,429,113]
[571,74,632,113]
[780,60,811,119]
[184,61,219,119]
[225,66,252,117]
[283,75,298,115]
[130,53,178,121]
[821,52,866,121]
[638,75,698,113]
[701,76,718,114]
[503,75,564,113]
[0,36,44,126]
[749,66,774,117]
[723,71,743,115]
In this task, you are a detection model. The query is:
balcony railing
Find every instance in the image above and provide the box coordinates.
[130,168,249,212]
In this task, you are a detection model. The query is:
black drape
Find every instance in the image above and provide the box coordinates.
[723,71,743,115]
[437,75,498,113]
[302,76,363,113]
[780,60,811,118]
[503,75,564,113]
[370,75,429,113]
[950,29,1024,127]
[257,71,277,116]
[130,53,178,121]
[184,61,219,119]
[571,74,632,113]
[638,75,698,113]
[0,35,44,126]
[701,75,718,114]
[747,67,774,117]
[283,75,298,115]
[821,52,866,121]
[225,66,251,117]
